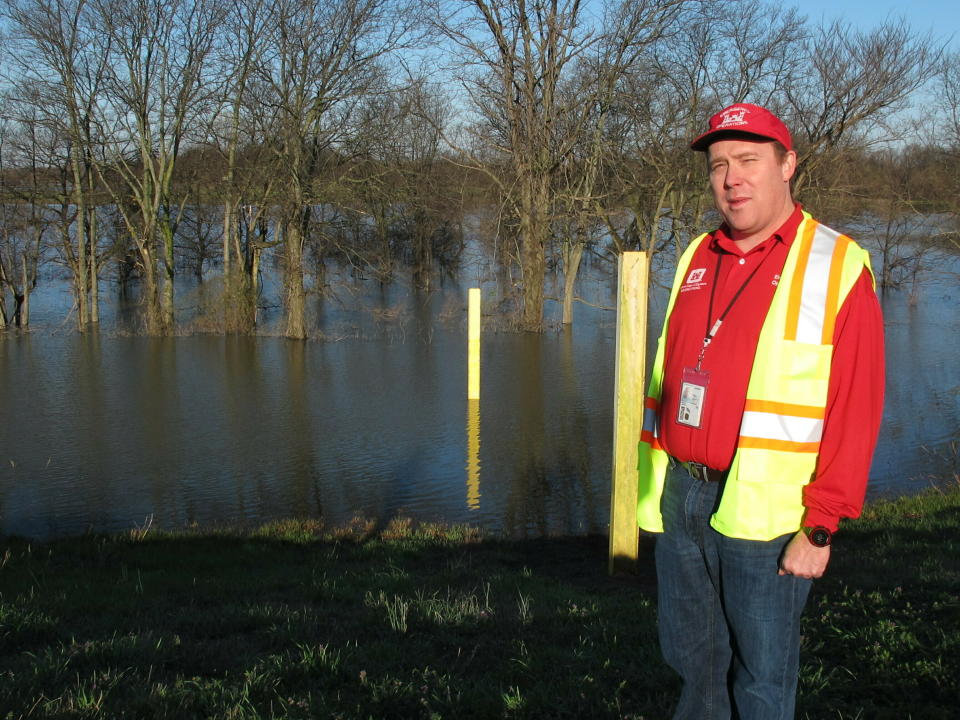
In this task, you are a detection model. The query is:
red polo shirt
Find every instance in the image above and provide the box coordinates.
[659,204,885,531]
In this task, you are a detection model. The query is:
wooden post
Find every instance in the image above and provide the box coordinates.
[468,288,480,400]
[609,252,649,575]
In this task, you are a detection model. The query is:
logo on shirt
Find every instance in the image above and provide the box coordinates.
[772,273,780,286]
[681,267,708,293]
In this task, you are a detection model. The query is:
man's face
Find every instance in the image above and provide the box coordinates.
[707,138,797,244]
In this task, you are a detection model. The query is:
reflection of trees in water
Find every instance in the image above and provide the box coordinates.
[283,341,320,518]
[501,405,598,538]
[502,334,546,537]
[500,333,599,537]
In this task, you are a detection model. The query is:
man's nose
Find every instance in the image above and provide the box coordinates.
[724,165,741,188]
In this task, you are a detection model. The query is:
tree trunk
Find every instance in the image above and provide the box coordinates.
[161,223,175,332]
[20,256,30,327]
[414,224,432,290]
[74,187,89,331]
[283,219,307,339]
[223,198,234,280]
[88,207,100,324]
[519,176,549,331]
[138,242,162,335]
[250,245,261,327]
[561,237,584,326]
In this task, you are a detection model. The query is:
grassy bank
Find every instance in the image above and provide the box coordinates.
[1,483,958,720]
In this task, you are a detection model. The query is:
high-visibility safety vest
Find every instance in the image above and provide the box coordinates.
[637,211,874,540]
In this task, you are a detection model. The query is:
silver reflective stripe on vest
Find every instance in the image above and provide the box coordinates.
[793,223,842,344]
[643,405,658,439]
[740,409,824,444]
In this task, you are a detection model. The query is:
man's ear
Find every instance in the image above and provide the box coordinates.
[782,151,797,182]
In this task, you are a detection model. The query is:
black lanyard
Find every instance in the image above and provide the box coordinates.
[696,251,771,371]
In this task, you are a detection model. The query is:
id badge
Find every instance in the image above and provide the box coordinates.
[677,366,710,428]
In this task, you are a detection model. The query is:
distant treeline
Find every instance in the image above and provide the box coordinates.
[0,0,957,334]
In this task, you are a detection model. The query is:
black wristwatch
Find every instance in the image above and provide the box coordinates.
[802,526,832,547]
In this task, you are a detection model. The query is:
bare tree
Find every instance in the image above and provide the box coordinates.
[0,206,44,328]
[1,0,110,330]
[431,0,686,330]
[339,78,463,289]
[208,0,276,331]
[785,18,942,201]
[252,0,420,339]
[92,0,223,334]
[930,51,960,251]
[0,104,67,328]
[553,0,695,324]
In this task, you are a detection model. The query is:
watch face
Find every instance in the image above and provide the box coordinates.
[810,528,831,547]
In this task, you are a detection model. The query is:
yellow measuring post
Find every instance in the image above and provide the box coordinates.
[468,288,481,400]
[609,252,649,575]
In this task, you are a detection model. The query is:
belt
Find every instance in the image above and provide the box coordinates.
[683,461,727,483]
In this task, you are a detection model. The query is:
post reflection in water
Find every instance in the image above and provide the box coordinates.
[466,399,481,510]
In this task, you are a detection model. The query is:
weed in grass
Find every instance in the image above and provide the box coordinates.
[129,514,154,542]
[295,642,341,673]
[365,590,411,633]
[73,672,107,713]
[414,584,493,626]
[517,591,534,624]
[502,685,525,712]
[510,638,531,671]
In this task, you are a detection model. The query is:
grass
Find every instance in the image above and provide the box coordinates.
[1,484,958,719]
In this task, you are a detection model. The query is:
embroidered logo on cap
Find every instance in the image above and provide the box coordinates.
[718,107,748,128]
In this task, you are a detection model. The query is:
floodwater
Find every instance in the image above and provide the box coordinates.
[1,243,958,540]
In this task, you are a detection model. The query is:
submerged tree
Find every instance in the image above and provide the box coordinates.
[253,0,421,339]
[209,0,276,332]
[931,51,960,252]
[0,121,47,328]
[431,0,686,330]
[341,78,463,290]
[92,0,223,334]
[1,0,109,330]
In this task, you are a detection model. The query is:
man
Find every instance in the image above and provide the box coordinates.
[636,103,884,719]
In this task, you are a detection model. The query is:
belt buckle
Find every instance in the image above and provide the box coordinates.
[687,462,705,482]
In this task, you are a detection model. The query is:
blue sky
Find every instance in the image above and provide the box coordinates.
[797,0,958,50]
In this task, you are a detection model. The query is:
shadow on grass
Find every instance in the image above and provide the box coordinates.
[1,487,958,719]
[0,522,671,719]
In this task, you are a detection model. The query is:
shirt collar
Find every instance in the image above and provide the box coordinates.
[710,203,804,256]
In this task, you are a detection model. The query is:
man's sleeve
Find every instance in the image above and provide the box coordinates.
[802,268,885,532]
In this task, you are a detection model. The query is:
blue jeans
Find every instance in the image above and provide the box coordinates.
[655,467,812,720]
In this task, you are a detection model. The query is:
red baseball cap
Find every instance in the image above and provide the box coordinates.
[690,103,792,152]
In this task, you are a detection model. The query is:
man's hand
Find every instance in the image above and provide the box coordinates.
[778,531,831,579]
